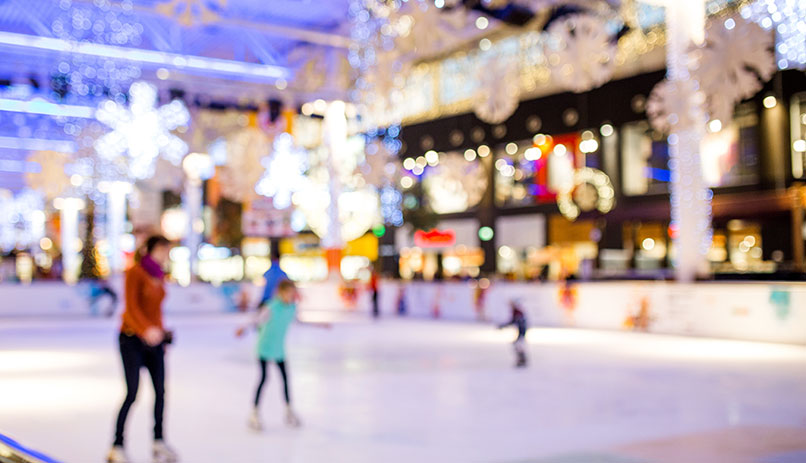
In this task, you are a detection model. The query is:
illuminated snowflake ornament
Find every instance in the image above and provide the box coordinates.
[423,152,488,214]
[544,14,617,93]
[474,56,520,124]
[741,0,806,70]
[95,81,190,180]
[647,79,707,134]
[68,122,131,202]
[219,126,270,202]
[394,1,464,57]
[25,150,72,200]
[0,189,46,252]
[361,138,400,187]
[255,133,309,210]
[693,15,776,124]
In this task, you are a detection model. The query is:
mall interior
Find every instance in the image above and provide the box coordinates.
[0,1,805,463]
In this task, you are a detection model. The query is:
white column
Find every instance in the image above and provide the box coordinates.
[664,0,712,281]
[102,181,132,274]
[56,197,85,284]
[182,153,213,281]
[322,101,348,250]
[183,180,203,278]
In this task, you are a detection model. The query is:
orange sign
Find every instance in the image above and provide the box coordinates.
[414,229,456,248]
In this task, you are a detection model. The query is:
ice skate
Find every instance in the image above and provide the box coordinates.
[285,406,301,428]
[515,349,527,368]
[516,355,528,368]
[248,408,264,431]
[106,446,130,463]
[152,440,179,463]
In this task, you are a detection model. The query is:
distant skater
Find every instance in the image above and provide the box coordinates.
[498,300,528,368]
[236,279,330,431]
[369,267,380,319]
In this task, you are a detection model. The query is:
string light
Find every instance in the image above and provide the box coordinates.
[741,0,806,70]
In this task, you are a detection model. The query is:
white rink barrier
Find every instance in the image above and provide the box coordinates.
[0,280,232,317]
[378,281,806,345]
[2,279,805,345]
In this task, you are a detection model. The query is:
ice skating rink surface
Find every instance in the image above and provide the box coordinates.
[2,313,806,463]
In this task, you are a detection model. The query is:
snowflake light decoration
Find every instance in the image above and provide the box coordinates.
[25,150,72,200]
[692,15,776,125]
[474,56,520,124]
[0,189,45,252]
[423,152,488,214]
[360,138,401,188]
[68,122,131,202]
[647,79,707,134]
[544,13,617,93]
[156,0,227,27]
[218,126,270,202]
[741,0,806,70]
[95,81,190,180]
[293,184,381,243]
[255,133,309,210]
[394,2,464,58]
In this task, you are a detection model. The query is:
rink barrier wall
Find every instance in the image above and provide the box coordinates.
[377,281,806,345]
[0,280,232,317]
[1,280,805,344]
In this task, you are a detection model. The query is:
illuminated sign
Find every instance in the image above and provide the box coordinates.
[414,229,456,248]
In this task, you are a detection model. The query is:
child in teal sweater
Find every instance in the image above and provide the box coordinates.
[236,279,328,430]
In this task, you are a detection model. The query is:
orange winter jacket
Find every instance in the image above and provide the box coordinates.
[121,263,166,338]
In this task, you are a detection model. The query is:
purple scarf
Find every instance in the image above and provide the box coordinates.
[141,255,165,279]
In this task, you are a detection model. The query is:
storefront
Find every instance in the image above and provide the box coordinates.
[397,219,483,280]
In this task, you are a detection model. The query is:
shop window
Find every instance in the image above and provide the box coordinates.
[495,131,601,207]
[702,103,759,187]
[791,92,806,178]
[711,220,766,273]
[622,104,759,195]
[399,245,483,280]
[622,122,671,195]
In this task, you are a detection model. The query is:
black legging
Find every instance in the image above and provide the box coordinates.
[254,359,290,407]
[114,333,165,446]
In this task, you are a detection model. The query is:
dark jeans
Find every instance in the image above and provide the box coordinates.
[114,333,165,446]
[254,359,289,407]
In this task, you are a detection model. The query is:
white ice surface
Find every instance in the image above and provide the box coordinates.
[1,313,806,463]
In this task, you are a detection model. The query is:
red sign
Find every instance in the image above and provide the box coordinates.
[414,229,456,248]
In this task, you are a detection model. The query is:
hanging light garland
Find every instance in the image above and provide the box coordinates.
[740,0,806,70]
[51,0,143,101]
[360,133,404,226]
[155,0,228,27]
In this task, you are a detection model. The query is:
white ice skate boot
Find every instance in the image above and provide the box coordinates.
[285,405,301,428]
[248,408,264,431]
[106,446,130,463]
[152,440,179,463]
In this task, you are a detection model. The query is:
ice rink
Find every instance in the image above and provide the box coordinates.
[2,312,806,463]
